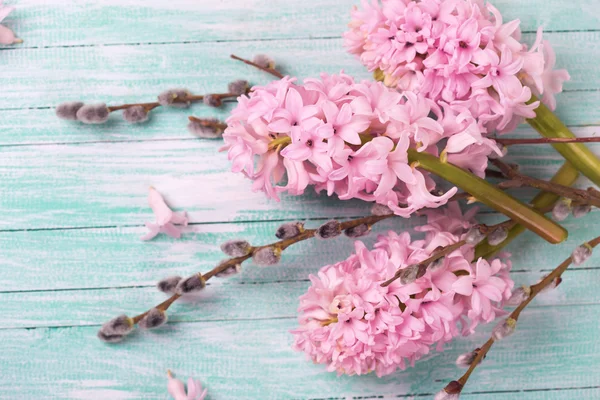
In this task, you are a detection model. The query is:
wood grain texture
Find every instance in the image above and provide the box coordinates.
[1,0,599,398]
[1,0,598,49]
[3,305,600,399]
[0,32,594,111]
[0,137,597,230]
[0,211,598,292]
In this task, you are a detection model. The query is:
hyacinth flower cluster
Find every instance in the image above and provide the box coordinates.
[292,205,514,376]
[221,72,508,218]
[344,0,567,133]
[344,0,600,188]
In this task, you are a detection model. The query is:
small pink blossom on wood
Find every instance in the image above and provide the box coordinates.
[0,2,20,45]
[167,371,207,400]
[140,187,188,241]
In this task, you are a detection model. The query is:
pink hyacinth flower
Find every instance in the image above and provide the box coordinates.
[292,204,514,377]
[344,0,570,139]
[167,371,208,400]
[140,187,189,241]
[0,3,18,45]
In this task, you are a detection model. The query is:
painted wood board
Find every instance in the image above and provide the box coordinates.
[0,0,598,398]
[0,138,597,231]
[0,32,593,111]
[1,0,597,49]
[3,305,600,399]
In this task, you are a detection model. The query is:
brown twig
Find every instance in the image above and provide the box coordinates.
[381,240,467,287]
[130,214,393,324]
[496,136,600,146]
[491,159,600,208]
[230,54,284,79]
[453,235,600,390]
[106,93,237,113]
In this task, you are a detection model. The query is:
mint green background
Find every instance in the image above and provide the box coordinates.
[1,0,599,398]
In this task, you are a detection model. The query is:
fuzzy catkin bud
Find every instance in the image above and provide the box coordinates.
[215,263,242,278]
[252,54,275,69]
[399,265,419,285]
[344,223,371,238]
[434,381,463,400]
[122,105,149,123]
[252,246,281,266]
[138,308,168,329]
[157,89,191,108]
[203,94,222,108]
[487,226,509,246]
[187,119,224,139]
[572,243,593,265]
[492,317,517,340]
[316,220,341,239]
[371,203,393,216]
[429,257,445,272]
[465,226,486,245]
[176,274,206,294]
[220,239,252,257]
[572,204,592,219]
[506,285,531,306]
[76,103,109,124]
[541,276,562,292]
[56,101,84,120]
[455,349,482,368]
[228,79,249,96]
[552,198,571,221]
[97,314,134,343]
[275,222,304,239]
[157,276,182,294]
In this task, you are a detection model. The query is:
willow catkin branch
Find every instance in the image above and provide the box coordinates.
[131,214,393,324]
[491,158,600,207]
[456,235,600,387]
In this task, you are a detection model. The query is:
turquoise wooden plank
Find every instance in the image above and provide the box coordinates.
[0,137,595,230]
[2,304,599,398]
[462,389,600,400]
[0,210,597,292]
[0,32,592,111]
[1,106,598,147]
[1,0,597,50]
[0,266,595,329]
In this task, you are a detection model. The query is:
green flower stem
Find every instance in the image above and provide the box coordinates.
[527,96,600,187]
[474,162,579,259]
[408,149,567,244]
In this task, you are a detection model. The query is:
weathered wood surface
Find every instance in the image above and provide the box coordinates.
[1,0,599,398]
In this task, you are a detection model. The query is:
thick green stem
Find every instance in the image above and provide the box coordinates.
[474,162,579,258]
[408,149,567,244]
[527,96,600,187]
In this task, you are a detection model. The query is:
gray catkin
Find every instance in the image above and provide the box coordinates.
[56,101,84,120]
[316,220,341,239]
[344,224,371,238]
[220,239,251,257]
[252,54,275,69]
[138,308,168,329]
[176,274,206,294]
[97,331,125,343]
[76,103,110,124]
[157,276,182,294]
[101,314,134,335]
[275,222,304,239]
[252,246,281,266]
[203,94,222,108]
[187,120,223,139]
[215,263,242,278]
[157,89,191,108]
[122,105,149,123]
[228,80,249,96]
